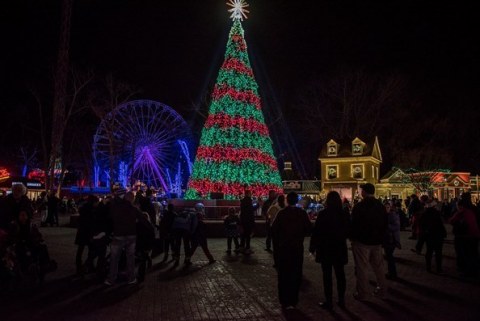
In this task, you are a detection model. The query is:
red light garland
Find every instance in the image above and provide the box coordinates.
[212,85,261,110]
[188,179,283,198]
[196,146,277,169]
[221,57,254,77]
[204,113,269,136]
[231,34,247,51]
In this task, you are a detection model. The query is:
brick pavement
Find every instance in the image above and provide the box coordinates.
[2,217,480,321]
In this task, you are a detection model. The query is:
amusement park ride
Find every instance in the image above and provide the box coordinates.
[92,99,193,197]
[91,0,283,202]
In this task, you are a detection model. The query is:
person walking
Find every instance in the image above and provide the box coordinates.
[239,190,258,255]
[190,203,215,264]
[263,190,277,252]
[271,192,312,309]
[350,183,388,300]
[171,207,197,266]
[309,191,350,310]
[449,198,480,277]
[224,207,240,254]
[383,200,401,279]
[105,189,142,285]
[159,203,176,262]
[75,195,98,276]
[420,198,447,273]
[267,194,286,267]
[46,191,60,227]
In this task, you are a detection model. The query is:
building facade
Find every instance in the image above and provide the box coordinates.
[318,137,382,201]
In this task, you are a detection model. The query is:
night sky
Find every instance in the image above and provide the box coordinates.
[1,0,479,177]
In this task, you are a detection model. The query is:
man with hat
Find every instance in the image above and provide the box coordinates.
[350,183,388,300]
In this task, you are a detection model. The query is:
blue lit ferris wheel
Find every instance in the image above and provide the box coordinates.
[93,100,193,196]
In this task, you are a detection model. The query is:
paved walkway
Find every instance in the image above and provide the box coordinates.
[3,216,480,321]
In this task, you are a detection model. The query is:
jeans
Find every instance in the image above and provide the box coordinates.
[321,262,346,304]
[240,226,253,249]
[384,246,397,277]
[227,237,239,250]
[191,237,214,262]
[278,252,303,307]
[173,229,191,261]
[107,235,136,283]
[352,242,387,297]
[265,221,272,249]
[425,238,443,272]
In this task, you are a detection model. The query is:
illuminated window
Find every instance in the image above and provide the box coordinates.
[327,165,339,180]
[352,164,364,179]
[327,140,338,157]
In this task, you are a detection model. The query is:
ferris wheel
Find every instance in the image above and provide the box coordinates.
[92,99,193,194]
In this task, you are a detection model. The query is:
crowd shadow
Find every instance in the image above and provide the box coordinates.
[383,297,430,321]
[156,263,203,282]
[4,275,142,321]
[389,277,473,307]
[282,308,315,321]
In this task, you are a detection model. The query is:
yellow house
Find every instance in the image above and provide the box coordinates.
[318,137,382,200]
[376,167,415,200]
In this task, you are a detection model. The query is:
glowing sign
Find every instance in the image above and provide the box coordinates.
[0,167,10,181]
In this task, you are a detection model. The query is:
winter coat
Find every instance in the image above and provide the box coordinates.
[271,206,312,256]
[449,208,480,238]
[75,202,95,246]
[240,196,256,227]
[420,207,447,240]
[383,210,401,249]
[351,197,388,245]
[309,207,350,265]
[109,197,142,237]
[224,214,240,237]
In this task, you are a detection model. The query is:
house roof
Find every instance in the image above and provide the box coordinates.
[319,136,382,161]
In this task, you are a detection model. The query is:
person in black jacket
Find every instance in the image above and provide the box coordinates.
[309,191,350,310]
[239,190,259,255]
[160,204,176,262]
[190,203,215,264]
[420,199,447,273]
[75,195,98,275]
[350,183,388,300]
[0,183,33,230]
[262,190,277,251]
[271,192,312,309]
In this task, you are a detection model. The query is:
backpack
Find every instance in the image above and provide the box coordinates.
[172,210,192,231]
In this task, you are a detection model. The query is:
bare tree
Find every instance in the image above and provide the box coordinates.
[18,146,39,177]
[400,168,450,196]
[291,68,407,176]
[90,74,139,191]
[50,0,74,193]
[295,68,406,142]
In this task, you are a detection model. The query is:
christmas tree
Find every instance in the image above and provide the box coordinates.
[185,0,283,200]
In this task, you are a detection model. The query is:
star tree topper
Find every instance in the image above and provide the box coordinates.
[227,0,250,21]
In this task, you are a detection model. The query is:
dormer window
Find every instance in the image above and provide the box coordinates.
[352,143,363,155]
[327,140,338,157]
[351,137,365,155]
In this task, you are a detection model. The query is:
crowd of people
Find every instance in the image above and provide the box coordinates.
[0,184,56,290]
[1,182,479,312]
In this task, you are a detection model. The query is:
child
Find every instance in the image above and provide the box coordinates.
[190,203,215,264]
[224,207,240,254]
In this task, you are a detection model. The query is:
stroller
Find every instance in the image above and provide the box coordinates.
[0,224,56,291]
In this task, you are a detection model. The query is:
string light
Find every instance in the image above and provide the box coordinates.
[185,16,282,200]
[227,0,250,21]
